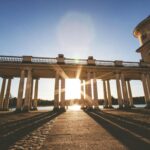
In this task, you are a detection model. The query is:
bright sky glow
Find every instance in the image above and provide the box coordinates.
[68,104,81,111]
[57,12,95,58]
[65,79,81,99]
[0,0,149,100]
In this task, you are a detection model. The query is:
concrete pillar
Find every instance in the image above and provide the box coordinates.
[141,73,150,108]
[30,79,34,109]
[116,73,123,108]
[85,72,92,108]
[121,73,129,108]
[80,80,84,108]
[54,72,59,110]
[103,80,108,108]
[60,78,65,110]
[126,80,134,107]
[146,73,150,99]
[23,69,32,112]
[93,73,99,108]
[33,79,39,110]
[3,78,12,111]
[16,70,25,112]
[0,78,6,110]
[106,80,112,108]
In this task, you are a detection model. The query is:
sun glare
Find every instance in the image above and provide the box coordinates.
[57,11,95,57]
[65,79,81,99]
[68,104,81,111]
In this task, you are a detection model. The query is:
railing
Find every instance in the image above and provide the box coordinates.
[31,57,57,64]
[122,62,139,67]
[0,55,149,68]
[95,60,115,66]
[0,55,22,63]
[65,58,87,65]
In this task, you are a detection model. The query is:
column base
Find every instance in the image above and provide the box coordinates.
[86,106,94,111]
[94,106,100,111]
[103,105,109,109]
[59,107,66,112]
[118,105,124,109]
[145,102,150,109]
[53,107,60,112]
[15,108,22,113]
[123,105,131,109]
[31,107,38,111]
[22,106,30,112]
[130,105,136,108]
[108,105,114,109]
[3,108,9,111]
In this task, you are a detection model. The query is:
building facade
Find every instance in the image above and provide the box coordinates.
[0,16,150,112]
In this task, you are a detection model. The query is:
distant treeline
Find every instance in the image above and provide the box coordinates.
[9,96,145,107]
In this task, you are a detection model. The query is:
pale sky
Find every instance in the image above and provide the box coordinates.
[0,0,149,100]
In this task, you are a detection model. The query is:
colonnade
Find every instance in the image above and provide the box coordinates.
[15,69,39,112]
[53,71,99,110]
[0,69,150,112]
[0,77,12,111]
[141,73,150,108]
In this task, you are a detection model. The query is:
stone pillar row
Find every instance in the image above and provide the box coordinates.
[0,78,12,111]
[53,71,66,111]
[116,73,134,108]
[80,80,84,108]
[141,73,150,108]
[16,69,39,112]
[53,71,99,110]
[0,70,150,112]
[103,73,135,109]
[82,71,99,109]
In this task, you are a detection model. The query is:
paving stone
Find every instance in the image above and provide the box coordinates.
[41,110,128,150]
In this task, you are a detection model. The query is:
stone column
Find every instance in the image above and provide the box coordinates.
[126,80,134,107]
[86,72,92,108]
[93,73,99,108]
[54,72,59,110]
[0,78,6,110]
[103,80,108,108]
[121,73,129,108]
[23,69,32,112]
[146,73,150,99]
[3,78,12,111]
[106,80,112,108]
[33,79,39,110]
[80,80,84,108]
[60,78,65,110]
[30,79,34,110]
[141,73,150,108]
[116,73,123,108]
[16,70,25,112]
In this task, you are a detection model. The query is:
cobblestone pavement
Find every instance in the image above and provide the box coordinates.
[8,119,55,150]
[40,110,128,150]
[7,110,150,150]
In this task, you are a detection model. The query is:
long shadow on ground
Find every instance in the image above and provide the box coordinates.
[0,110,64,150]
[85,109,150,150]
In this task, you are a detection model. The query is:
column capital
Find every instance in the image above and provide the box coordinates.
[19,67,26,71]
[125,78,131,81]
[115,71,121,75]
[2,76,13,79]
[1,76,8,79]
[33,78,39,80]
[24,67,32,72]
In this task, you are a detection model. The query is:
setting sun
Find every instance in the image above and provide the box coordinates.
[65,79,81,99]
[68,104,81,111]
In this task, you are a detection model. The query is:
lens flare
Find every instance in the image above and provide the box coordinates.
[57,11,95,57]
[68,104,81,111]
